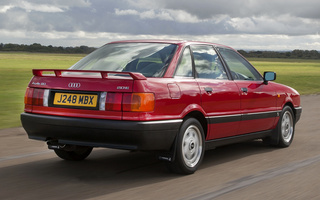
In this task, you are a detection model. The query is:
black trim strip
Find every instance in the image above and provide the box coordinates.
[205,129,273,150]
[242,111,279,121]
[207,111,280,124]
[208,114,241,124]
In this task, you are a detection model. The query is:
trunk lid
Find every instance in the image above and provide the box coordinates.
[26,69,147,120]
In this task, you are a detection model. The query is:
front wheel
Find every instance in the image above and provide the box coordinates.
[264,106,295,147]
[277,106,295,147]
[166,118,205,174]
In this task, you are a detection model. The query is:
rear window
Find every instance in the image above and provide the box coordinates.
[69,43,177,77]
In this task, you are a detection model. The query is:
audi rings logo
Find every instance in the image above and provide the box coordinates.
[68,83,81,88]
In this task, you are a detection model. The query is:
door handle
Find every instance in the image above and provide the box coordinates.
[204,87,213,93]
[241,87,248,93]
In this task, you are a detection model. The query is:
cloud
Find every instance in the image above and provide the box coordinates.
[0,0,91,13]
[0,1,66,13]
[0,0,319,50]
[115,8,139,16]
[125,0,320,35]
[20,1,66,13]
[115,8,203,23]
[1,0,319,35]
[1,28,319,51]
[128,0,320,20]
[0,5,14,13]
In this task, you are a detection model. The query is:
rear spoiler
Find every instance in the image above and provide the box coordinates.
[32,69,147,80]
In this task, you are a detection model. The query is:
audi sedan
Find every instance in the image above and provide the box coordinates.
[21,40,302,174]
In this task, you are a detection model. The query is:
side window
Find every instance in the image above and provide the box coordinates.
[175,47,193,77]
[218,48,262,81]
[191,45,227,79]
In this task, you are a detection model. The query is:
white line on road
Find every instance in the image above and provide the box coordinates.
[188,154,320,200]
[0,150,52,162]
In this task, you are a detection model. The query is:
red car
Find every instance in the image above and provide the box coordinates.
[21,40,302,174]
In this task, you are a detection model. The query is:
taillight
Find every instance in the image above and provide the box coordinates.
[24,88,49,106]
[106,93,122,111]
[123,93,155,112]
[32,88,44,106]
[99,92,155,112]
[24,87,34,105]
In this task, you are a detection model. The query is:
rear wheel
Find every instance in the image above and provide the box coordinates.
[53,145,93,161]
[166,118,205,174]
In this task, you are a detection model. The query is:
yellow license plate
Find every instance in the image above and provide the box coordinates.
[53,93,98,107]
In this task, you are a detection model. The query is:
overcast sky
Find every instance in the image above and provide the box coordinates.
[0,0,319,50]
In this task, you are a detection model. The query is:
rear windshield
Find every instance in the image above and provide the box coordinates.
[69,43,177,77]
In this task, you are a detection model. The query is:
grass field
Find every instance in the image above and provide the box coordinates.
[0,52,319,129]
[0,52,85,129]
[250,58,320,95]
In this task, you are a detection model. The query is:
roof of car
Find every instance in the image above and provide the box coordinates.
[107,39,233,49]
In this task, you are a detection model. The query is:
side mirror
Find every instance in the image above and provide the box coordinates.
[263,71,276,85]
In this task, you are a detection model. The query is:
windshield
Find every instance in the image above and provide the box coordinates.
[69,42,177,77]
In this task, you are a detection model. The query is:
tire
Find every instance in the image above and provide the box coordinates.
[54,145,93,161]
[166,118,205,174]
[265,106,295,147]
[278,106,295,147]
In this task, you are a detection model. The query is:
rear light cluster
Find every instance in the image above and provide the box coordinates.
[100,92,155,112]
[24,88,49,107]
[24,88,154,112]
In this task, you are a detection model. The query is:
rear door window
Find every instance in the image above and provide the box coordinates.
[191,45,227,80]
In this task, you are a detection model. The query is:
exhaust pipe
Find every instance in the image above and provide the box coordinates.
[47,140,75,151]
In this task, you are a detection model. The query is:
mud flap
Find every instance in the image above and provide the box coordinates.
[158,135,179,162]
[264,128,279,145]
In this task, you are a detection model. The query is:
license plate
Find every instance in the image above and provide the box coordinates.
[53,93,98,107]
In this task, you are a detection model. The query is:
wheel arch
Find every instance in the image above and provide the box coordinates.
[283,101,296,120]
[183,111,208,139]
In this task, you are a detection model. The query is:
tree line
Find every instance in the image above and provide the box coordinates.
[0,43,96,54]
[238,49,320,59]
[0,42,319,59]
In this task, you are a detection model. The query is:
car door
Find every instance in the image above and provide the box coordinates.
[173,46,203,120]
[190,45,241,140]
[217,48,277,135]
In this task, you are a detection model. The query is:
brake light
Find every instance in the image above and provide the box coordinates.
[106,93,122,111]
[123,93,154,112]
[24,88,49,107]
[32,88,44,106]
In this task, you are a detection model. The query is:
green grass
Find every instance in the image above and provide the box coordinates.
[249,58,320,95]
[0,53,319,129]
[0,52,85,129]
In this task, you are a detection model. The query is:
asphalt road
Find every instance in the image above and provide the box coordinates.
[0,95,319,200]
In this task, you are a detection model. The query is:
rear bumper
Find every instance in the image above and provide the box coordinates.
[21,113,182,151]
